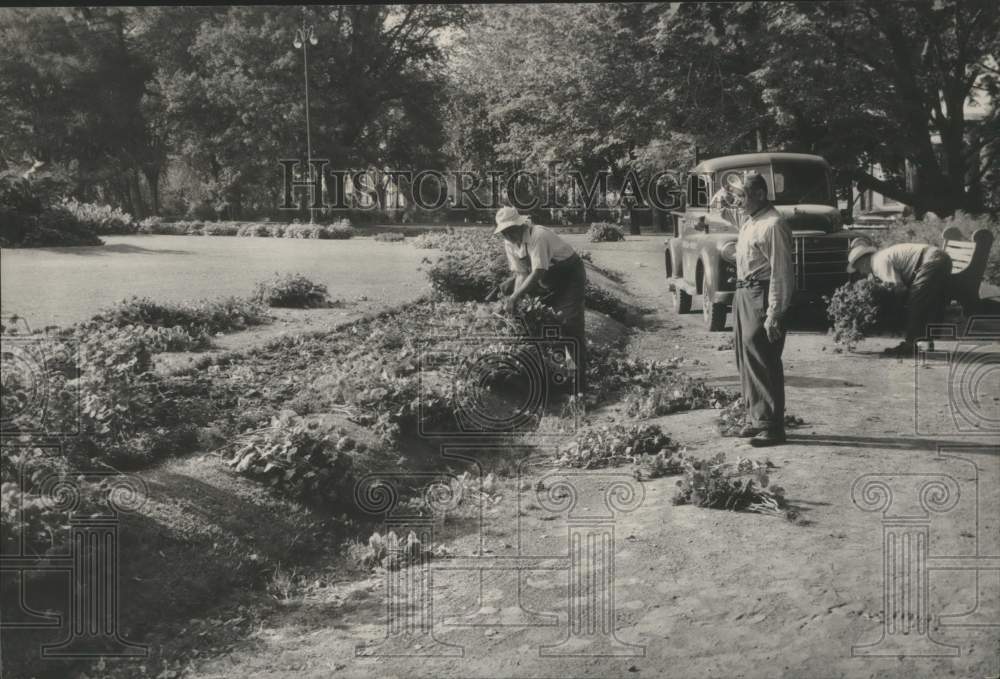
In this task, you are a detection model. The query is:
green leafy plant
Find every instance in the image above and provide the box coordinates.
[587,222,625,243]
[373,231,406,242]
[252,273,332,308]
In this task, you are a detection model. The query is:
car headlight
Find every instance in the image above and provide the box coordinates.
[720,241,737,263]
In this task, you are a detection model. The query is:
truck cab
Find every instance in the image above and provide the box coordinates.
[665,152,852,330]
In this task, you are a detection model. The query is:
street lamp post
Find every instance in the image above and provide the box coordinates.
[293,20,318,223]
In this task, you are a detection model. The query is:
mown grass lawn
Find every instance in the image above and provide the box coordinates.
[0,234,431,328]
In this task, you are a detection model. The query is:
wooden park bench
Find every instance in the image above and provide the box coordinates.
[942,226,995,313]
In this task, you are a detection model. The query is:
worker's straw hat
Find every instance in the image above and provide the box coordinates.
[493,206,530,235]
[847,244,878,272]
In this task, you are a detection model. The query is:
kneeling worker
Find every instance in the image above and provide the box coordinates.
[494,206,587,392]
[846,242,952,356]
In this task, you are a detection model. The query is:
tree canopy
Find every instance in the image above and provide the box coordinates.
[1,3,996,219]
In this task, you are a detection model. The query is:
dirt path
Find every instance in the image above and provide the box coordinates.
[133,236,999,679]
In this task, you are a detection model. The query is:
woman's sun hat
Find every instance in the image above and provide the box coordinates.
[494,206,530,235]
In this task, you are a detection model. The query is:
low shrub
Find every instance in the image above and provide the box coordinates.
[587,222,625,243]
[252,273,331,308]
[374,232,406,242]
[137,216,167,233]
[200,222,240,237]
[1,172,102,247]
[20,207,104,247]
[324,219,354,240]
[824,278,905,351]
[61,199,136,234]
[672,453,789,516]
[236,223,289,238]
[227,419,356,507]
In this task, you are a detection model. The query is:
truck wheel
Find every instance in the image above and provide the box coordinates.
[702,274,727,331]
[674,288,692,314]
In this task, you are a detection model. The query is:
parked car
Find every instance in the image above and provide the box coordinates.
[664,152,854,330]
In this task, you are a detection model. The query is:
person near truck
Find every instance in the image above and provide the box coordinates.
[846,242,952,357]
[710,171,794,447]
[494,206,588,392]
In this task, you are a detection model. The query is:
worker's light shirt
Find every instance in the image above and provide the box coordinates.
[504,224,576,274]
[870,244,939,287]
[720,205,794,322]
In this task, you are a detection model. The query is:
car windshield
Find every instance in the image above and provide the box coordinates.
[771,162,831,205]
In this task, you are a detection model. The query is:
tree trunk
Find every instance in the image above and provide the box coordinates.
[128,170,146,219]
[143,166,161,216]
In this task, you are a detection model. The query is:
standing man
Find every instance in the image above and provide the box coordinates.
[711,172,794,447]
[494,206,588,392]
[846,242,952,356]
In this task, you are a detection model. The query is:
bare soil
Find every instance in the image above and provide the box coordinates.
[16,233,999,679]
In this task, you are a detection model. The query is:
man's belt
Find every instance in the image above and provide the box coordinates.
[735,278,769,289]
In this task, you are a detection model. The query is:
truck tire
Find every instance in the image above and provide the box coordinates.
[701,273,727,331]
[674,287,692,314]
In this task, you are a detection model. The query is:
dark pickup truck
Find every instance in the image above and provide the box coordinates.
[665,152,853,330]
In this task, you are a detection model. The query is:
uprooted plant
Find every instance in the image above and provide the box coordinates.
[672,453,791,517]
[558,422,679,469]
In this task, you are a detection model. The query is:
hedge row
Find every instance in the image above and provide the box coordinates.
[138,217,353,239]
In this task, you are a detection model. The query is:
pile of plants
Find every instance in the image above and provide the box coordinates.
[557,422,678,469]
[588,222,626,243]
[93,296,269,336]
[226,417,357,507]
[825,278,905,351]
[373,231,406,242]
[585,347,736,412]
[252,273,333,308]
[622,370,736,419]
[672,453,789,516]
[60,198,136,235]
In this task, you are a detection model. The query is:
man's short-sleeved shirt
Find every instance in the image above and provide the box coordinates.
[504,224,576,274]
